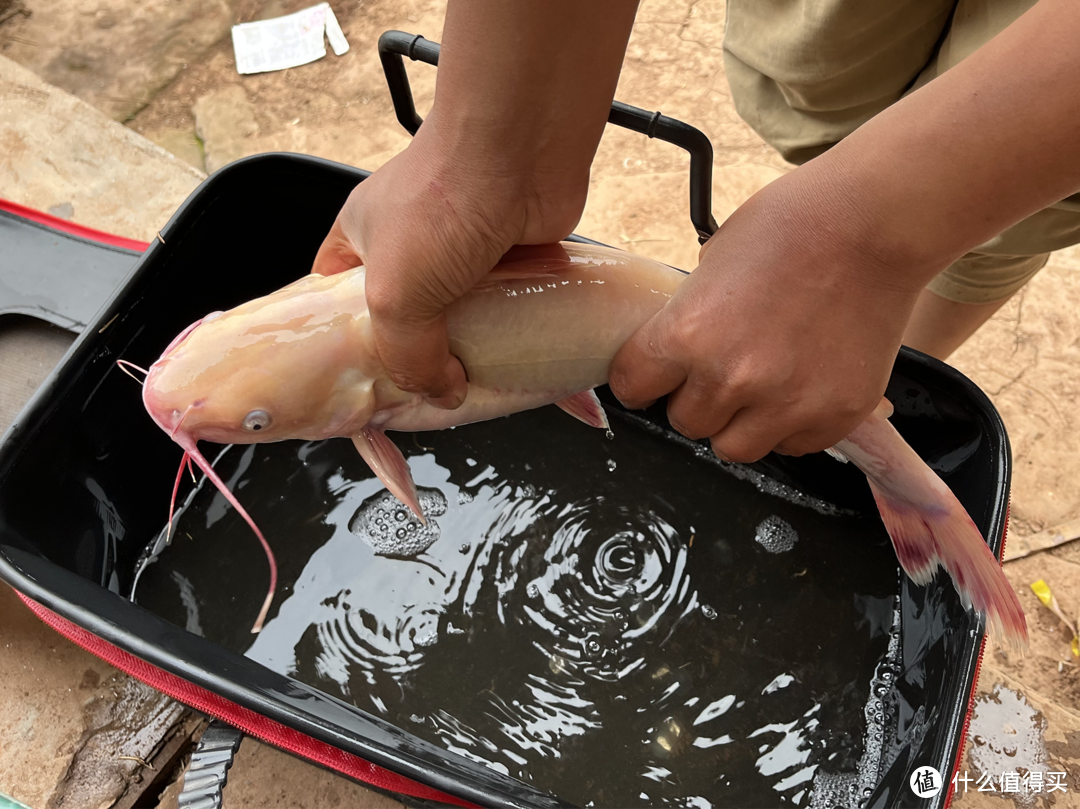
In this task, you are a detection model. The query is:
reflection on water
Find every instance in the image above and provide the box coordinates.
[132,405,905,807]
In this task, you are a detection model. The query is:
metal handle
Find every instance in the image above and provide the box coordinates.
[377,30,719,244]
[177,721,244,809]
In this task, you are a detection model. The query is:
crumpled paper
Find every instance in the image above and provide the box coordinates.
[231,3,349,76]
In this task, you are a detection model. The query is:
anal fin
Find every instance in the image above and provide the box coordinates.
[352,428,425,522]
[556,390,609,430]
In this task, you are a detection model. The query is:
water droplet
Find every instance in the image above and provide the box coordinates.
[586,638,601,654]
[459,543,471,554]
[396,528,406,539]
[701,604,717,620]
[606,459,617,472]
[605,429,614,441]
[549,655,569,675]
[395,510,406,522]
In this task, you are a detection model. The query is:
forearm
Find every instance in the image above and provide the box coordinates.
[799,0,1080,289]
[427,0,640,195]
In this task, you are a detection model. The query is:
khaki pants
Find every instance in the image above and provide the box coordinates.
[723,0,1080,303]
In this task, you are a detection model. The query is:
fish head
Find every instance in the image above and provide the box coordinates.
[142,271,379,447]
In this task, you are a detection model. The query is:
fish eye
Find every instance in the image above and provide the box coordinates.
[242,410,272,432]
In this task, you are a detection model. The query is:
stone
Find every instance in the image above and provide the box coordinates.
[192,84,259,173]
[0,54,204,241]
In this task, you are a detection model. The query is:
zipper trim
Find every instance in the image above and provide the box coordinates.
[942,499,1010,808]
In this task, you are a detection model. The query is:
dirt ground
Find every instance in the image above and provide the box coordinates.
[0,0,1078,807]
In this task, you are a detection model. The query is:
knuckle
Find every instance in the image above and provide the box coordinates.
[710,433,770,465]
[364,279,407,322]
[667,406,711,441]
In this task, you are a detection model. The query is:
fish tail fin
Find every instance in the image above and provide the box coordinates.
[866,477,1028,654]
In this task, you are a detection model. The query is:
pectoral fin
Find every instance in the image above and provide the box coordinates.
[555,390,610,430]
[352,428,425,522]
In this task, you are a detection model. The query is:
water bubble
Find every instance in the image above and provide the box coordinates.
[459,543,471,554]
[701,604,717,620]
[586,638,602,655]
[606,459,617,472]
[527,583,541,599]
[548,655,569,675]
[349,488,448,556]
[753,515,797,554]
[415,631,438,648]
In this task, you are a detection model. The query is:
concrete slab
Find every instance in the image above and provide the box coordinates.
[0,53,204,241]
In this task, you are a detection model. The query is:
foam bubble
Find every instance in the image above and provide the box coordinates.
[754,516,797,554]
[349,487,448,556]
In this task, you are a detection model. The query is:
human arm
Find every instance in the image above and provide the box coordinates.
[312,0,640,407]
[610,0,1080,462]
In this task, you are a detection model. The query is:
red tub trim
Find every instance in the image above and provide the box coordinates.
[0,198,151,252]
[16,592,480,808]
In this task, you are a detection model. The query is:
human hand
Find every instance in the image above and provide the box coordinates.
[311,124,588,408]
[608,168,925,463]
[310,0,637,408]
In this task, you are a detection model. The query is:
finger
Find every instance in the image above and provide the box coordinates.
[665,375,743,441]
[773,422,860,458]
[311,218,363,277]
[709,409,792,464]
[608,317,687,410]
[369,303,468,409]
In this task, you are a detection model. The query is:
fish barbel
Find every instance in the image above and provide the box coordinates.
[135,241,1027,648]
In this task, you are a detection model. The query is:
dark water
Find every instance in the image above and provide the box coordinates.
[131,405,907,808]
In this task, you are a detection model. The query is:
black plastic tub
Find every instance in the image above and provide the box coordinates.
[0,34,1009,809]
[0,150,1008,809]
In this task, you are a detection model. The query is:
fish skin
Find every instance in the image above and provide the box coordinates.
[140,241,1027,650]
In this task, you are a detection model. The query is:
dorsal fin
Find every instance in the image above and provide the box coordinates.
[472,243,574,290]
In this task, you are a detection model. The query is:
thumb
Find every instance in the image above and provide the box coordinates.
[371,308,468,409]
[311,218,363,276]
[608,312,688,410]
